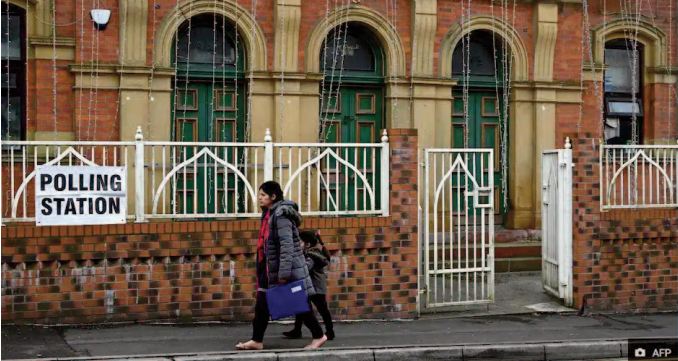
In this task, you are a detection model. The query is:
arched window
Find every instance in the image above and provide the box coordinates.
[1,3,26,141]
[603,39,644,144]
[322,32,375,72]
[174,14,243,75]
[452,30,503,79]
[320,23,383,79]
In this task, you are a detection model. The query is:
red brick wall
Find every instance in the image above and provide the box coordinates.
[571,136,678,313]
[1,130,419,324]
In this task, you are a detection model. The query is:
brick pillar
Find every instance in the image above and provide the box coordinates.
[570,135,601,311]
[384,129,419,317]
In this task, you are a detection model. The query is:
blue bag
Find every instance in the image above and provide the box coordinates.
[266,279,310,320]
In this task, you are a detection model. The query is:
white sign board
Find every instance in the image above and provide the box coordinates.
[35,166,127,226]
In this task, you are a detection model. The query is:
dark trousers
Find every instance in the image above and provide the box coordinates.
[292,294,333,333]
[252,291,324,342]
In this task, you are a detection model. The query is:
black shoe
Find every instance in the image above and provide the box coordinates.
[283,330,302,339]
[325,329,335,340]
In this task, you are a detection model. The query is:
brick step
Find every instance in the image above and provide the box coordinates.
[426,241,542,273]
[425,229,541,244]
[426,241,541,260]
[424,256,542,273]
[495,256,542,272]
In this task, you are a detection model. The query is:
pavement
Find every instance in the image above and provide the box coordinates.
[3,312,677,361]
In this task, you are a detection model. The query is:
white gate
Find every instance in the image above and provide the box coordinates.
[541,139,573,306]
[422,149,495,308]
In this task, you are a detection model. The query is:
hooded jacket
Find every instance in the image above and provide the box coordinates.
[262,200,316,296]
[305,247,329,295]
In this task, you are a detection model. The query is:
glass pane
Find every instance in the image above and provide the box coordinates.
[1,15,22,60]
[452,32,501,76]
[322,32,375,72]
[1,96,22,141]
[604,47,639,93]
[176,17,236,67]
[608,101,640,115]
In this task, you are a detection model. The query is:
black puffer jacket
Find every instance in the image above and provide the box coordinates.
[264,200,316,296]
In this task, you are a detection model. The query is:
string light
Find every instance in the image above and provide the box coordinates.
[86,0,96,139]
[145,0,158,138]
[51,0,57,134]
[92,0,102,139]
[245,0,257,144]
[4,0,11,140]
[317,0,332,141]
[319,0,350,142]
[180,3,192,126]
[77,0,85,139]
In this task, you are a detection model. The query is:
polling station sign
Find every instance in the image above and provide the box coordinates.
[35,166,127,226]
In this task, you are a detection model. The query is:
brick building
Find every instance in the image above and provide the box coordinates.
[1,0,677,323]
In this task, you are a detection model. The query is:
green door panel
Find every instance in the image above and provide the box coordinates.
[320,86,383,212]
[173,80,246,215]
[451,90,506,216]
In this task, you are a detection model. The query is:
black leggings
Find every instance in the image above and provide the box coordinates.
[252,291,324,342]
[292,294,333,333]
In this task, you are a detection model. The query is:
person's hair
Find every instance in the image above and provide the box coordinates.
[300,229,331,260]
[258,181,284,203]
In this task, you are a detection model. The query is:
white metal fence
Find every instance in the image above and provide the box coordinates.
[1,128,390,223]
[600,144,678,210]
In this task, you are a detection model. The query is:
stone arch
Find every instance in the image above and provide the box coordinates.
[154,0,267,71]
[439,15,529,81]
[305,5,406,77]
[592,17,667,70]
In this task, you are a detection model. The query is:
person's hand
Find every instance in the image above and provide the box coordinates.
[277,279,287,285]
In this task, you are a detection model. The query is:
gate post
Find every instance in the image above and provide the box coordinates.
[559,137,573,306]
[264,128,273,182]
[134,126,146,222]
[381,129,390,216]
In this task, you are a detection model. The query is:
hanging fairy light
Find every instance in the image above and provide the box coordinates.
[322,0,336,142]
[92,0,103,139]
[319,0,350,142]
[51,0,57,134]
[169,0,180,143]
[86,0,96,139]
[180,4,192,125]
[145,0,158,138]
[460,0,471,148]
[4,0,11,140]
[77,0,85,139]
[245,0,258,144]
[278,0,288,126]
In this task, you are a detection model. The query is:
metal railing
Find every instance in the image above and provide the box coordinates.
[1,128,390,223]
[600,144,678,210]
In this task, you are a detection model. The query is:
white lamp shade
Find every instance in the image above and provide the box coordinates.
[90,9,111,28]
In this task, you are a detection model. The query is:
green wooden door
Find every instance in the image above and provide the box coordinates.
[174,81,246,214]
[452,90,506,216]
[321,86,383,211]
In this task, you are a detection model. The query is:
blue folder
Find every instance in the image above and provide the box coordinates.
[266,279,310,320]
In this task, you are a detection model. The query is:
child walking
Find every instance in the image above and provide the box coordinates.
[283,230,335,340]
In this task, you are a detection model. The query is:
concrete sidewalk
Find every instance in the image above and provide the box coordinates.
[3,312,677,360]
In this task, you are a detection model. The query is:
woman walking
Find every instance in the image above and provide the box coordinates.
[236,181,327,350]
[283,230,335,340]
